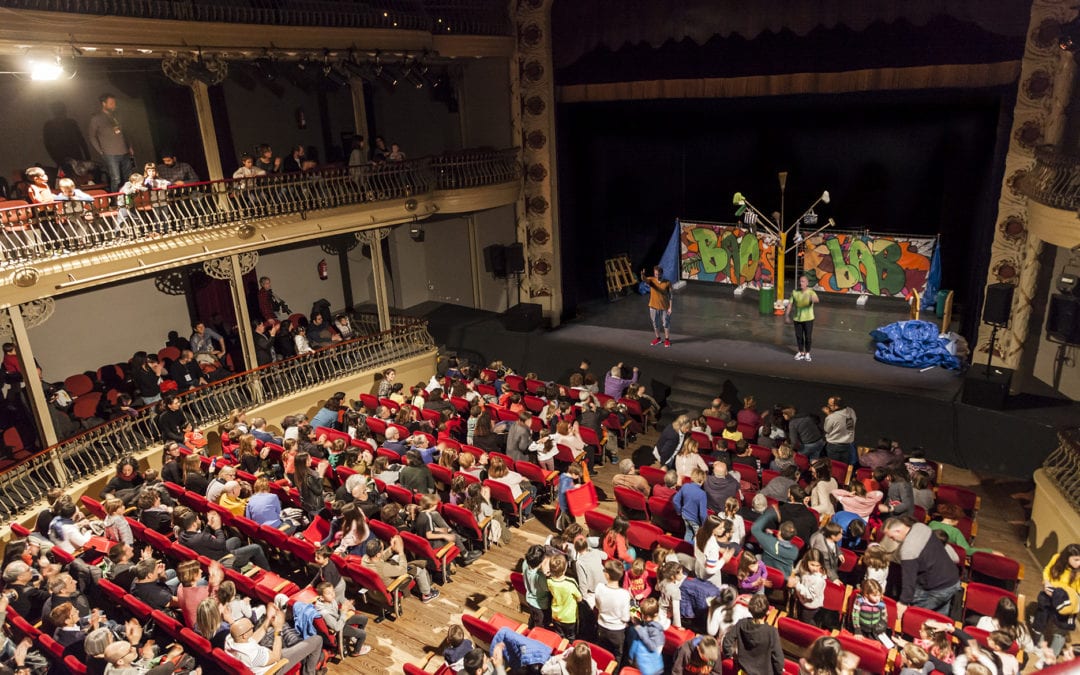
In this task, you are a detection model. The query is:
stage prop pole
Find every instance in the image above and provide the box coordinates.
[778,172,788,303]
[734,186,830,313]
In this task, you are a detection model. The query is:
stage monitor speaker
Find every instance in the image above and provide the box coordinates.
[502,302,543,332]
[982,283,1015,326]
[484,244,507,277]
[506,243,526,274]
[961,364,1012,410]
[1047,293,1080,344]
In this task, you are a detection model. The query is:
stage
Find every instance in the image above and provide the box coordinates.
[399,282,1079,478]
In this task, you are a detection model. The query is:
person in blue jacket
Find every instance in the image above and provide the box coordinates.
[673,467,708,543]
[628,597,665,675]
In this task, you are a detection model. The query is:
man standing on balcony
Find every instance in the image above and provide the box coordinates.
[87,93,134,193]
[256,276,291,322]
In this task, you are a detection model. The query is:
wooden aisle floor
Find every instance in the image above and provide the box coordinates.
[325,427,1048,674]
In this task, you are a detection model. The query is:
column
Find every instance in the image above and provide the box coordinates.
[190,81,224,182]
[6,305,67,482]
[467,215,483,307]
[515,0,563,326]
[228,255,258,371]
[977,1,1077,375]
[357,228,392,331]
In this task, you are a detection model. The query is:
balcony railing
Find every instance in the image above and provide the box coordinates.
[1041,428,1080,512]
[1019,145,1080,211]
[0,316,436,519]
[0,148,519,269]
[0,0,511,35]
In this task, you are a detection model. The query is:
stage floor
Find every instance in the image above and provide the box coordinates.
[563,282,964,401]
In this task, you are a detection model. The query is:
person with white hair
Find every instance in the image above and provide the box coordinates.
[603,362,639,399]
[219,480,248,516]
[383,426,407,456]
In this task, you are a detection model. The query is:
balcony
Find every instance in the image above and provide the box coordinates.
[0,313,437,519]
[0,0,512,35]
[0,148,521,306]
[1017,145,1080,249]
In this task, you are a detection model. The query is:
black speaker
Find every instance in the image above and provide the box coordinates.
[506,243,525,274]
[483,244,507,277]
[502,302,543,332]
[962,364,1012,410]
[1047,293,1080,344]
[982,283,1015,326]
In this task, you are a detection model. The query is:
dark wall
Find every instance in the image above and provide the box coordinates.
[557,89,1009,335]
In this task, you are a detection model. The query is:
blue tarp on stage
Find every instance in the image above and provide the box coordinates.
[870,320,961,370]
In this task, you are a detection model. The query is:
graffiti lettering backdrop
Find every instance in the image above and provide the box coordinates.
[679,221,777,289]
[802,231,937,298]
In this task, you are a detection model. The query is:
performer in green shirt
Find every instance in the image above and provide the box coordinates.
[785,275,820,362]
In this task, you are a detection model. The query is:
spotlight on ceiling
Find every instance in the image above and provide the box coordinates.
[403,61,425,89]
[252,57,277,82]
[409,222,425,242]
[29,56,65,81]
[373,54,398,92]
[322,64,350,88]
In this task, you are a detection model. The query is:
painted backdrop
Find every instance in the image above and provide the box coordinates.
[679,221,776,289]
[802,231,937,298]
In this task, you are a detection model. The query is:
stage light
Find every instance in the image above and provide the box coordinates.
[1060,17,1080,51]
[409,223,425,242]
[253,57,277,82]
[29,57,64,80]
[403,62,425,89]
[374,63,398,92]
[820,190,830,204]
[323,64,350,88]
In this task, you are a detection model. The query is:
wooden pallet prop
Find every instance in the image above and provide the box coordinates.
[605,254,637,299]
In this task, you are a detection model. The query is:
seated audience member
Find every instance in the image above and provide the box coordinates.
[4,560,49,623]
[759,464,799,502]
[611,458,650,495]
[24,166,55,204]
[674,438,708,481]
[928,503,998,556]
[313,581,371,656]
[157,150,200,184]
[652,469,680,501]
[247,477,285,529]
[206,464,237,504]
[130,558,178,611]
[414,494,481,565]
[47,500,92,554]
[231,153,266,185]
[859,437,904,470]
[224,607,322,675]
[219,480,248,516]
[102,457,145,501]
[830,482,882,520]
[177,507,270,570]
[777,485,819,543]
[56,177,93,201]
[398,450,435,495]
[167,349,206,392]
[361,536,440,603]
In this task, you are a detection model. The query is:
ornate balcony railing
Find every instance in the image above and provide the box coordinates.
[1019,145,1080,211]
[1041,428,1080,512]
[0,0,511,35]
[0,148,519,269]
[0,316,435,519]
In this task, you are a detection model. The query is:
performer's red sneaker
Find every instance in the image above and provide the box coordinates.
[650,338,661,346]
[664,339,671,347]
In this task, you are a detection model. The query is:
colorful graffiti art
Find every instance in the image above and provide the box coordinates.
[679,221,777,289]
[801,232,937,298]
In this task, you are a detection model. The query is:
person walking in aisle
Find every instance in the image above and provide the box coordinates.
[643,265,672,347]
[785,275,820,361]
